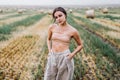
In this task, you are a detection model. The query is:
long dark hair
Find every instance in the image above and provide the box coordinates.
[52,7,67,22]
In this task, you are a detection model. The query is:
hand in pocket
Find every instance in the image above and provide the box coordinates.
[66,53,73,60]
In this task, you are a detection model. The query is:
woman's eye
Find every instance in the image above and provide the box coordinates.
[59,15,62,17]
[54,14,62,19]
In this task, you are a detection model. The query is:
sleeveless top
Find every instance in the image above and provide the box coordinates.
[51,24,71,43]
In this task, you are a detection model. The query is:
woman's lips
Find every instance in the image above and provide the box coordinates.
[58,21,62,23]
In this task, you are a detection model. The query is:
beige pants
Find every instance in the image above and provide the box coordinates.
[44,49,74,80]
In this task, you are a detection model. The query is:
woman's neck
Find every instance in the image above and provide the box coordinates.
[59,21,68,27]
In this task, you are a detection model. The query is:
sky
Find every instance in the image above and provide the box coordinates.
[0,0,120,6]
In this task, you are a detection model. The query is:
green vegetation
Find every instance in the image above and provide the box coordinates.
[0,14,46,41]
[67,14,120,79]
[0,14,23,20]
[96,14,120,21]
[73,12,120,50]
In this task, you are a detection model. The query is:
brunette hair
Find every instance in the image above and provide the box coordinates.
[52,7,67,21]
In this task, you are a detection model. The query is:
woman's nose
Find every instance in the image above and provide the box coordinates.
[56,18,60,21]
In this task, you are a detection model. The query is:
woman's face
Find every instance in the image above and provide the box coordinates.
[54,11,66,25]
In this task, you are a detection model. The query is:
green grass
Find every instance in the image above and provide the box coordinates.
[73,13,120,51]
[67,13,120,79]
[0,11,35,21]
[70,13,120,65]
[0,14,23,20]
[96,14,120,21]
[0,14,46,41]
[108,8,120,14]
[73,13,113,32]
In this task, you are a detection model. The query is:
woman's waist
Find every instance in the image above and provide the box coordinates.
[52,46,69,52]
[50,48,71,55]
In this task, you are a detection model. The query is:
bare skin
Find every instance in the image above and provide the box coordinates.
[47,11,83,60]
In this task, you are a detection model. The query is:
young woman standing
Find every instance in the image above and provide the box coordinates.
[44,7,83,80]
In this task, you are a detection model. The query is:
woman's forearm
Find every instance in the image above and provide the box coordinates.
[72,44,83,56]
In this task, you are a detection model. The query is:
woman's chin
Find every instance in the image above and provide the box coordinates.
[59,22,64,25]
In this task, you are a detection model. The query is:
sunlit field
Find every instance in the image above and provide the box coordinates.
[0,6,120,80]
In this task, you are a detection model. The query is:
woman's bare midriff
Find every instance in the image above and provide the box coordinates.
[52,40,70,53]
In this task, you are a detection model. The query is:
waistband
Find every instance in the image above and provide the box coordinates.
[50,49,71,55]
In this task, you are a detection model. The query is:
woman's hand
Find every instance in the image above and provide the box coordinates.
[66,53,74,60]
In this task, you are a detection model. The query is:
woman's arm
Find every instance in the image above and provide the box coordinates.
[47,25,53,53]
[68,30,83,59]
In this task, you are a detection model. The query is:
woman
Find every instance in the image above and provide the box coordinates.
[44,7,83,80]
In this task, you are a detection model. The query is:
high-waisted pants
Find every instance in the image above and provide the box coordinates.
[44,49,74,80]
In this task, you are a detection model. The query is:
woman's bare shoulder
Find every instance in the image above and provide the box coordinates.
[69,25,80,38]
[48,23,57,30]
[69,25,78,33]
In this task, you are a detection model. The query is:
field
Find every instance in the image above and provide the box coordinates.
[0,7,120,80]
